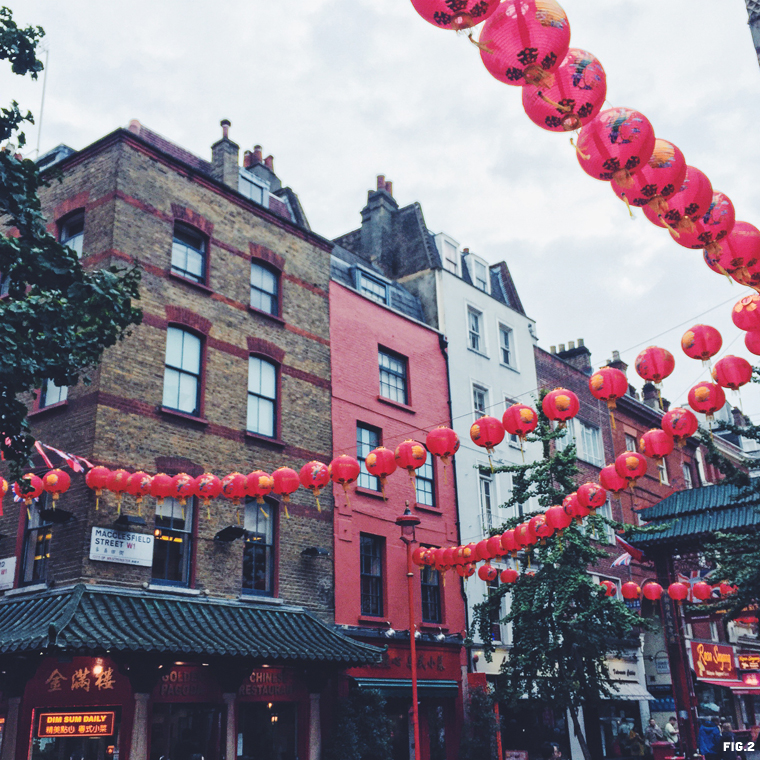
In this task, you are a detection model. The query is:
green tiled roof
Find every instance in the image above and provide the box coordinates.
[0,585,382,664]
[630,485,760,548]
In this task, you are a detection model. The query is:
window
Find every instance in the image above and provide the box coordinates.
[162,327,202,416]
[682,463,693,489]
[658,458,669,485]
[247,356,277,438]
[480,473,494,531]
[473,385,488,418]
[359,273,388,305]
[468,308,483,352]
[444,241,458,274]
[473,259,489,292]
[504,398,520,446]
[39,379,68,408]
[488,578,503,642]
[21,496,52,585]
[59,212,84,258]
[360,535,383,616]
[152,496,193,586]
[499,325,513,367]
[556,419,603,466]
[357,423,381,491]
[243,497,275,596]
[239,171,269,205]
[421,563,442,623]
[171,224,206,283]
[416,457,435,507]
[250,261,279,315]
[379,349,408,405]
[585,499,614,544]
[625,433,637,452]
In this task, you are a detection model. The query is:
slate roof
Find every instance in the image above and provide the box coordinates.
[0,584,382,664]
[629,485,760,548]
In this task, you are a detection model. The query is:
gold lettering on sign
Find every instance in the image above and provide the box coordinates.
[45,669,68,692]
[694,643,734,677]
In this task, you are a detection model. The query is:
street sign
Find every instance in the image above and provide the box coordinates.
[89,527,153,566]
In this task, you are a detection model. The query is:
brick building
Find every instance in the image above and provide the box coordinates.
[0,122,379,760]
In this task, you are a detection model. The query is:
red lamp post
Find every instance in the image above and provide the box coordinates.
[396,503,422,760]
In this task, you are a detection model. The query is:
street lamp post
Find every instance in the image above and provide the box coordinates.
[396,503,422,760]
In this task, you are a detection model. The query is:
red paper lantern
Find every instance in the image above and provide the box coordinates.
[330,455,361,488]
[394,440,427,498]
[13,473,43,505]
[704,222,760,285]
[599,465,627,495]
[502,404,539,440]
[576,108,656,185]
[365,446,398,495]
[670,191,735,250]
[86,466,111,496]
[693,581,713,601]
[600,580,616,597]
[456,563,476,578]
[541,388,579,424]
[426,426,460,466]
[433,548,449,571]
[688,381,726,420]
[410,0,500,30]
[712,356,753,391]
[635,346,675,386]
[643,165,713,234]
[747,331,760,356]
[42,469,71,503]
[474,539,491,562]
[500,568,518,584]
[127,471,153,507]
[470,416,505,456]
[621,582,641,600]
[171,473,195,506]
[668,582,689,601]
[589,367,628,409]
[611,139,686,211]
[501,529,517,555]
[514,523,532,549]
[272,467,300,503]
[545,504,573,532]
[681,325,722,363]
[486,535,504,558]
[522,48,606,132]
[443,547,457,566]
[563,491,589,520]
[733,295,760,332]
[193,473,222,506]
[299,461,330,510]
[457,543,478,564]
[642,582,663,601]
[220,472,247,505]
[412,547,428,566]
[107,469,131,511]
[150,472,174,505]
[661,407,699,445]
[422,548,437,566]
[479,0,571,87]
[576,482,607,512]
[478,563,499,582]
[639,429,674,461]
[719,582,737,596]
[614,451,647,485]
[246,470,274,504]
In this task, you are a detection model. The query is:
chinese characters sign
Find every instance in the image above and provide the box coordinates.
[37,711,115,738]
[691,642,737,680]
[89,527,153,566]
[45,665,116,693]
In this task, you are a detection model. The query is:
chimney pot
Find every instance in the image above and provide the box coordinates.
[264,155,274,171]
[243,150,253,168]
[220,119,231,139]
[377,175,385,191]
[578,338,585,347]
[558,344,566,352]
[253,145,263,163]
[568,340,575,350]
[128,119,142,135]
[612,350,621,362]
[385,180,393,196]
[550,346,556,354]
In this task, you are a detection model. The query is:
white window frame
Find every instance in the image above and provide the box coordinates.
[479,471,494,532]
[658,458,669,485]
[433,233,460,275]
[682,463,693,490]
[498,323,516,369]
[467,306,486,355]
[357,271,388,305]
[624,433,637,452]
[471,257,490,293]
[238,169,270,207]
[591,573,621,599]
[40,379,68,408]
[504,397,521,447]
[584,498,614,544]
[556,419,604,467]
[472,383,489,420]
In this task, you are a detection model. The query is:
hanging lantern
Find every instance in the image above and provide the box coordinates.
[13,473,44,506]
[299,461,330,511]
[599,465,627,495]
[412,547,428,566]
[150,472,174,507]
[394,440,427,498]
[545,504,572,532]
[193,473,222,509]
[712,356,753,391]
[410,0,500,30]
[479,0,571,88]
[635,346,675,387]
[611,139,687,214]
[501,528,517,556]
[643,165,713,235]
[0,476,6,516]
[732,294,760,332]
[614,451,648,487]
[42,469,71,504]
[106,469,131,512]
[639,429,674,461]
[670,191,735,250]
[502,404,539,441]
[246,470,274,504]
[171,473,195,506]
[426,426,460,468]
[474,539,491,562]
[692,581,713,601]
[621,582,641,600]
[704,222,760,286]
[433,548,450,572]
[530,513,554,544]
[562,492,588,521]
[642,582,663,601]
[127,471,153,511]
[668,582,689,601]
[330,455,361,504]
[576,482,607,514]
[681,325,722,363]
[470,416,505,470]
[456,543,478,564]
[719,582,737,596]
[522,48,606,132]
[422,549,437,567]
[746,331,760,356]
[220,472,247,506]
[541,388,579,426]
[442,547,458,566]
[520,521,539,549]
[272,467,300,505]
[365,446,398,497]
[576,108,656,186]
[478,563,499,582]
[500,568,518,584]
[688,381,726,422]
[456,562,476,578]
[589,367,628,409]
[486,535,504,558]
[661,407,699,445]
[86,466,111,510]
[600,579,616,597]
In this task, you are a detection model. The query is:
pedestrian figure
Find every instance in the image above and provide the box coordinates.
[698,716,723,760]
[664,716,679,747]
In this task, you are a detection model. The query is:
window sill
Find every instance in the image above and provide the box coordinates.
[376,396,415,414]
[4,582,48,596]
[500,362,519,373]
[240,591,282,603]
[418,622,448,632]
[355,486,385,500]
[244,431,286,448]
[248,305,285,325]
[146,583,201,596]
[28,400,69,418]
[159,407,209,426]
[467,347,489,359]
[168,270,213,294]
[358,614,387,625]
[414,504,441,515]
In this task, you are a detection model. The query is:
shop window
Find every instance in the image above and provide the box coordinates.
[151,704,222,760]
[243,497,275,596]
[247,356,277,438]
[378,349,408,405]
[416,457,435,507]
[162,327,202,416]
[171,223,206,284]
[21,496,52,585]
[357,423,381,491]
[237,703,297,760]
[250,261,279,315]
[59,212,84,258]
[39,378,68,408]
[152,496,193,586]
[31,707,122,760]
[421,563,442,623]
[360,534,383,617]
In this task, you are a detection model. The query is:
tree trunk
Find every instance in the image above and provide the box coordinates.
[569,705,592,760]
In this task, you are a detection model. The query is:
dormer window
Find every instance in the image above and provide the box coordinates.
[433,233,459,275]
[239,170,270,207]
[472,258,489,293]
[358,272,388,305]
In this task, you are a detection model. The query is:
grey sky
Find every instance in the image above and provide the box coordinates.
[6,0,760,421]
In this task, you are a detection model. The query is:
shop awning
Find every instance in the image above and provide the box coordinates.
[0,584,382,665]
[700,679,760,695]
[607,682,655,701]
[352,677,460,698]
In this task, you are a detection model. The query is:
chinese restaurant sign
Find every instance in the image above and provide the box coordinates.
[238,668,297,698]
[691,642,737,680]
[38,711,115,737]
[89,527,153,566]
[738,653,760,671]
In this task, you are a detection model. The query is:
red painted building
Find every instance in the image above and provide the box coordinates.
[330,247,466,760]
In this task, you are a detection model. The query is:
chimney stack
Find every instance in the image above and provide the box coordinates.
[264,155,274,171]
[556,338,593,375]
[377,175,385,191]
[550,346,557,354]
[568,341,575,350]
[642,382,658,409]
[385,180,393,196]
[359,174,400,274]
[608,350,628,374]
[211,119,240,189]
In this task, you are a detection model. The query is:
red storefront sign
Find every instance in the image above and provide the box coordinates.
[237,668,304,700]
[738,653,760,671]
[38,710,115,737]
[347,644,462,680]
[152,665,220,702]
[691,642,737,680]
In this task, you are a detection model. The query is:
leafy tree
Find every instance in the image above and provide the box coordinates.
[458,685,498,760]
[323,689,394,760]
[470,395,643,760]
[0,6,141,481]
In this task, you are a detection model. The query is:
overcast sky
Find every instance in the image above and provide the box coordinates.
[6,0,760,422]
